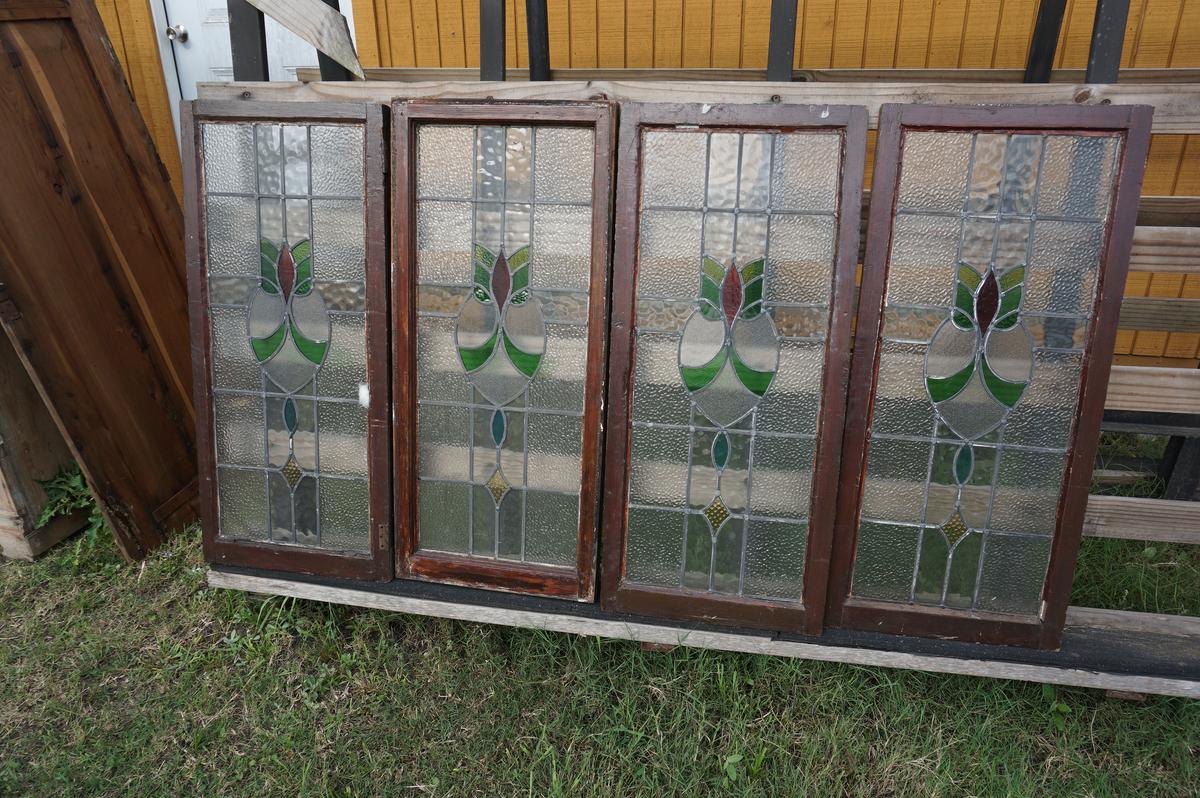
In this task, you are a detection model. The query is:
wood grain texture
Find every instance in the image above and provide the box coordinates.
[207,569,1200,699]
[1104,365,1200,413]
[0,5,195,559]
[1081,495,1200,545]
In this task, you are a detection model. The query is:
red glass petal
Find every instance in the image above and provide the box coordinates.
[721,265,742,327]
[491,249,511,311]
[976,270,999,334]
[278,245,295,300]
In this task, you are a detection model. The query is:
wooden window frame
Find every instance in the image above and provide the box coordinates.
[825,103,1153,648]
[391,100,616,601]
[599,103,868,633]
[183,100,392,581]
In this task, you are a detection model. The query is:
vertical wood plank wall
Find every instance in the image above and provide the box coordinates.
[350,0,1199,365]
[95,0,181,197]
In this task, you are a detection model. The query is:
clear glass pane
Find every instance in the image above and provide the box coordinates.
[850,128,1122,615]
[533,127,594,204]
[771,132,841,212]
[417,125,475,199]
[742,518,807,600]
[205,195,258,277]
[419,480,472,553]
[318,477,369,551]
[625,506,686,587]
[642,130,707,207]
[216,466,268,541]
[312,199,365,281]
[523,490,578,566]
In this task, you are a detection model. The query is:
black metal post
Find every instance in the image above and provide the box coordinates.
[317,0,354,81]
[227,0,269,81]
[480,0,506,80]
[766,0,798,82]
[526,0,550,81]
[1023,0,1067,83]
[1085,0,1130,83]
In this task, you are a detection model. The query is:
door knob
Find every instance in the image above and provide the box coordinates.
[165,24,188,43]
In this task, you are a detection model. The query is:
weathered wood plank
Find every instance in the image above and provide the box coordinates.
[1082,495,1200,546]
[207,570,1200,699]
[196,80,1200,134]
[1104,366,1200,414]
[1135,197,1200,228]
[1066,606,1200,639]
[1118,297,1200,332]
[244,0,364,79]
[293,66,1200,84]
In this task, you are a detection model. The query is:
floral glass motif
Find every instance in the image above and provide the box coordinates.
[625,129,842,600]
[851,130,1121,614]
[414,125,594,566]
[202,121,372,552]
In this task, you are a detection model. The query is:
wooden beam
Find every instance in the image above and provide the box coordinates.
[1126,226,1200,272]
[195,80,1200,134]
[243,0,363,79]
[1136,197,1200,228]
[1082,495,1200,545]
[207,570,1200,699]
[1066,606,1200,638]
[1118,297,1200,332]
[1105,366,1200,414]
[294,67,1200,84]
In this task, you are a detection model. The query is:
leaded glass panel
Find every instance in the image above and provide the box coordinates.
[850,130,1120,615]
[624,128,843,602]
[413,124,595,567]
[201,120,371,552]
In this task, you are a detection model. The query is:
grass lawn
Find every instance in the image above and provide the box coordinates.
[0,430,1196,796]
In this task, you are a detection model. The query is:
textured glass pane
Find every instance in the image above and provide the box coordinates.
[412,123,595,568]
[771,132,841,212]
[417,125,475,199]
[203,123,256,193]
[419,480,471,553]
[203,115,372,554]
[850,129,1122,615]
[533,127,594,203]
[205,195,258,277]
[312,199,365,281]
[310,125,364,197]
[216,467,268,541]
[318,477,369,551]
[642,130,707,207]
[624,126,841,602]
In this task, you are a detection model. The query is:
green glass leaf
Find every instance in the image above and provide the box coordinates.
[954,283,975,327]
[289,320,329,366]
[251,322,287,363]
[952,310,974,329]
[510,263,530,294]
[291,239,311,263]
[507,245,530,271]
[474,244,496,270]
[993,313,1019,331]
[957,263,982,291]
[980,354,1027,408]
[503,331,542,378]
[458,330,498,372]
[283,397,298,434]
[509,289,530,305]
[700,275,723,321]
[730,348,775,397]
[473,286,492,304]
[260,240,280,295]
[293,240,313,296]
[491,408,506,447]
[740,276,763,318]
[474,262,491,292]
[996,285,1022,321]
[681,348,726,392]
[712,431,730,471]
[999,265,1025,291]
[739,258,765,283]
[926,359,975,403]
[702,256,725,284]
[954,444,973,486]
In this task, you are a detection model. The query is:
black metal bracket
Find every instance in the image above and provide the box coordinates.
[1085,0,1130,84]
[766,0,798,82]
[227,0,268,82]
[1023,0,1067,83]
[480,0,506,80]
[526,0,550,81]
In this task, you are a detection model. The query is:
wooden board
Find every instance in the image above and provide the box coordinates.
[207,569,1200,699]
[197,80,1200,134]
[0,2,196,559]
[1082,495,1200,546]
[0,332,83,560]
[1104,366,1200,414]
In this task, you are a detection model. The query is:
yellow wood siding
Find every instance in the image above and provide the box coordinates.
[95,0,181,198]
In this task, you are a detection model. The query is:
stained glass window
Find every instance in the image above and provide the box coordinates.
[413,124,596,567]
[849,130,1121,615]
[201,120,373,553]
[622,127,844,602]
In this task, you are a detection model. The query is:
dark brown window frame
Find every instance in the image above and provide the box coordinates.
[599,103,868,634]
[825,103,1153,649]
[183,100,393,581]
[391,100,616,601]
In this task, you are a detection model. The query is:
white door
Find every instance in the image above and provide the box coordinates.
[156,0,358,101]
